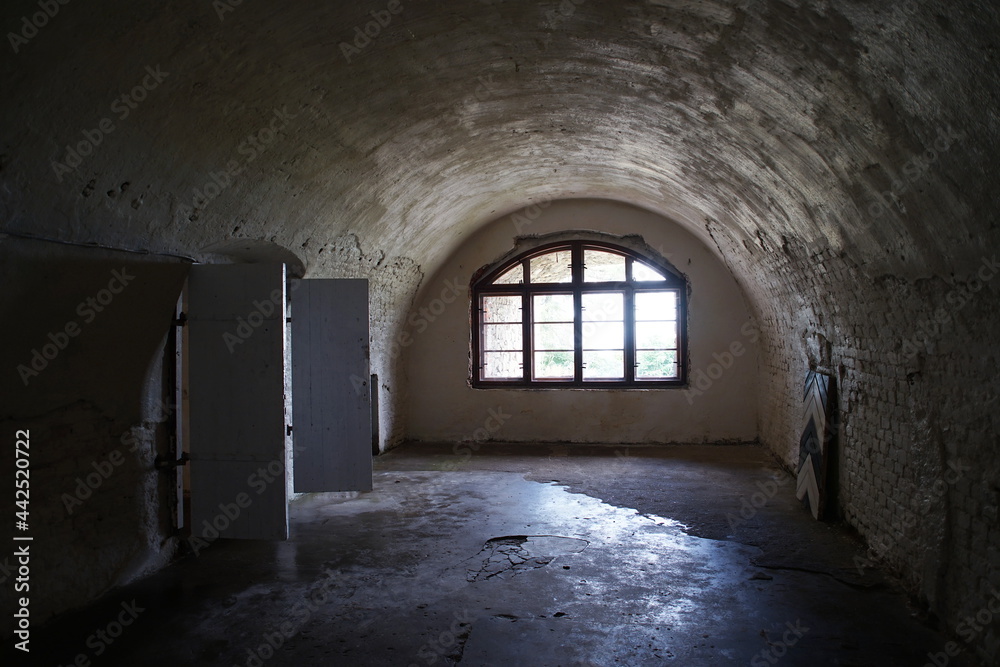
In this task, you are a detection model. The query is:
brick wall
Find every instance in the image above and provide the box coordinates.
[728,234,1000,664]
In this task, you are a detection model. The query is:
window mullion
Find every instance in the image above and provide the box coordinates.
[522,290,531,382]
[474,294,483,381]
[484,294,494,382]
[625,287,636,383]
[572,242,583,284]
[626,258,635,383]
[573,243,583,383]
[677,288,687,385]
[573,289,583,384]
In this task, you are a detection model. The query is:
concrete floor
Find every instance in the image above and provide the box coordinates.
[22,443,976,666]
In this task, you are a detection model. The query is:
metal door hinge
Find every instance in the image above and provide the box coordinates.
[156,451,190,470]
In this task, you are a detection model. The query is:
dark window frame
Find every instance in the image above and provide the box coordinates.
[471,240,688,388]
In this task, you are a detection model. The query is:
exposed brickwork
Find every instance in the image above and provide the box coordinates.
[725,235,1000,663]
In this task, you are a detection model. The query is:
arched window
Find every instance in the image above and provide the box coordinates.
[471,241,687,387]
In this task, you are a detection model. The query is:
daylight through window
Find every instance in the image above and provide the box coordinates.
[472,241,687,387]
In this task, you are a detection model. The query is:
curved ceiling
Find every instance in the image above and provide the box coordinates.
[2,0,995,299]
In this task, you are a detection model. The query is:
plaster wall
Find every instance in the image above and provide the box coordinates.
[0,237,188,624]
[405,199,758,445]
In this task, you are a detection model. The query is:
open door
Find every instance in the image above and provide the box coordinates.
[187,264,290,540]
[291,278,373,492]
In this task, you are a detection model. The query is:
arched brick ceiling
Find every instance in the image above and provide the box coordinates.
[2,0,995,294]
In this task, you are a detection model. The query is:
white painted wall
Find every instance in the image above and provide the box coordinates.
[403,199,759,444]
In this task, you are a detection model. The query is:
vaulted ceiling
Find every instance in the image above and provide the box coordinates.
[3,1,995,291]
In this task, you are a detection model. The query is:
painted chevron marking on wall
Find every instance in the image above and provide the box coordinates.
[796,370,837,520]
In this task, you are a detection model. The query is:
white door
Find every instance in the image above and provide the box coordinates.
[187,264,289,540]
[291,279,373,492]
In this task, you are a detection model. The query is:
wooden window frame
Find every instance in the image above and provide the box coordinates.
[471,241,687,388]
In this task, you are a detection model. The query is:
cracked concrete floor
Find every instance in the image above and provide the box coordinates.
[22,443,977,666]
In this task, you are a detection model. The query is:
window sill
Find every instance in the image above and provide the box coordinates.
[470,381,687,390]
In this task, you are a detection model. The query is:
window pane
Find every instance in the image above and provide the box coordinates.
[484,352,522,379]
[533,294,574,322]
[474,243,686,386]
[529,250,573,283]
[484,324,522,351]
[534,323,574,350]
[584,249,626,282]
[633,262,668,281]
[582,322,624,350]
[534,351,574,379]
[493,264,523,285]
[635,291,677,321]
[636,350,678,379]
[635,322,677,350]
[582,292,623,321]
[483,295,521,323]
[583,351,624,380]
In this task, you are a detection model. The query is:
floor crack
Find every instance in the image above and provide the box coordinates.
[752,562,885,590]
[466,536,587,582]
[446,624,473,664]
